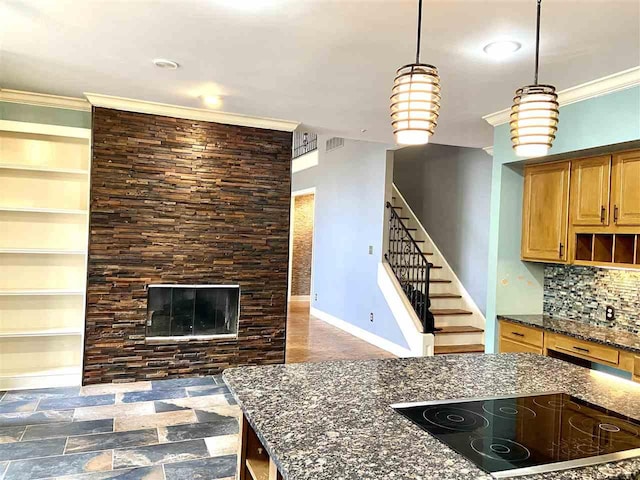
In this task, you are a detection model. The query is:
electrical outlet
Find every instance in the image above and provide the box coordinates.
[370,312,374,322]
[605,305,615,321]
[314,293,318,301]
[368,245,374,255]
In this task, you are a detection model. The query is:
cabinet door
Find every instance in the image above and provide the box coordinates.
[521,161,571,262]
[499,337,543,355]
[570,155,611,226]
[612,150,640,226]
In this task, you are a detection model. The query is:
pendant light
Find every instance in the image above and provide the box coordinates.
[390,0,441,145]
[511,0,559,157]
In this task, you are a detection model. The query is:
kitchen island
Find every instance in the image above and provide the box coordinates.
[223,353,640,480]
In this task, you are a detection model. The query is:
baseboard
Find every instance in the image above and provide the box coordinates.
[310,307,413,357]
[289,295,310,302]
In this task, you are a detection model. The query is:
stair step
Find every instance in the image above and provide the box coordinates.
[429,293,462,299]
[398,217,410,221]
[430,265,442,269]
[429,279,451,284]
[391,206,402,210]
[431,308,472,316]
[435,344,485,354]
[434,325,483,334]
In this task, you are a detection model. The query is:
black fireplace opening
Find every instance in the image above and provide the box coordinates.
[146,285,239,337]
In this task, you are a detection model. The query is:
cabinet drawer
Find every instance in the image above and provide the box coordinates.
[552,335,619,365]
[500,322,543,348]
[500,337,543,355]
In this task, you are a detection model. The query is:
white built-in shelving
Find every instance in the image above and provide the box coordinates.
[0,118,90,390]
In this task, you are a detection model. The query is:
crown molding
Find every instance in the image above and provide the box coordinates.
[84,93,299,132]
[0,89,90,112]
[483,66,640,127]
[482,146,494,156]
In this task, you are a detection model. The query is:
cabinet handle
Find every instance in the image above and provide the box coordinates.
[600,205,605,223]
[559,243,564,258]
[572,346,590,353]
[614,205,619,223]
[511,332,525,337]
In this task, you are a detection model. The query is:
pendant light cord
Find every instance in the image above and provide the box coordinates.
[534,0,542,85]
[415,0,423,64]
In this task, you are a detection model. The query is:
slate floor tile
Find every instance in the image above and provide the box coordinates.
[185,385,229,398]
[74,402,155,422]
[113,438,209,469]
[54,465,164,479]
[114,410,197,432]
[155,395,238,414]
[153,401,189,413]
[0,400,38,414]
[212,375,225,385]
[0,410,73,428]
[151,377,214,390]
[203,435,237,457]
[22,419,113,441]
[0,426,25,444]
[1,387,81,402]
[37,394,115,412]
[65,428,158,454]
[81,382,152,397]
[3,450,112,480]
[194,409,240,426]
[118,389,186,404]
[159,418,238,443]
[0,461,7,478]
[163,454,237,480]
[0,437,66,461]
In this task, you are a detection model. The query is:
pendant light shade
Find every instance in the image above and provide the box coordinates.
[390,0,440,145]
[511,84,559,157]
[511,0,558,157]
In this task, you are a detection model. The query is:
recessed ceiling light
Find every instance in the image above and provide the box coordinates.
[153,59,179,70]
[202,95,221,108]
[483,40,521,59]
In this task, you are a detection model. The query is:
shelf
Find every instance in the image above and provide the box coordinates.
[0,248,85,255]
[0,164,89,175]
[0,289,85,296]
[0,329,83,338]
[0,120,90,140]
[246,457,270,480]
[0,206,88,215]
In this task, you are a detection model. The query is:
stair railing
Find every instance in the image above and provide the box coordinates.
[384,202,436,333]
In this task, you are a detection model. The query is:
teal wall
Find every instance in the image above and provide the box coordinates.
[0,102,91,128]
[485,86,640,353]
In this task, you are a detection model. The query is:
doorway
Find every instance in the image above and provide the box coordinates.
[288,189,315,302]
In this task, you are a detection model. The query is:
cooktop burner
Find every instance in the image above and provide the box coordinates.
[392,393,640,478]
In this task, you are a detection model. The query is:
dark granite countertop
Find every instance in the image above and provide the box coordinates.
[224,353,640,480]
[499,314,640,354]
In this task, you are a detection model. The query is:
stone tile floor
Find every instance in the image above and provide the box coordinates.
[0,376,239,480]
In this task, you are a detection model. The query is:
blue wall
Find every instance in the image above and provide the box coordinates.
[485,86,640,352]
[292,138,410,349]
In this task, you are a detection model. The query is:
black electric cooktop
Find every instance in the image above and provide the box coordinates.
[392,393,640,478]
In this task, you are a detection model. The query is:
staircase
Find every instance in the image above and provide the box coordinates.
[384,185,485,354]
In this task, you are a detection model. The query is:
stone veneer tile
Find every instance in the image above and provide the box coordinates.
[3,450,112,480]
[543,265,640,333]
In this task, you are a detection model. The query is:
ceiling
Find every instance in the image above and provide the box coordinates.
[1,0,639,148]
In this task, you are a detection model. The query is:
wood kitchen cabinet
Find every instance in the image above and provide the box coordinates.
[611,150,640,226]
[570,155,611,226]
[521,161,571,262]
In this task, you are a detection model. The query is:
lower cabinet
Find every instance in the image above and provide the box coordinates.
[498,320,639,384]
[239,414,283,480]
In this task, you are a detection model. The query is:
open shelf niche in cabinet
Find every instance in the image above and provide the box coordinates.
[574,233,639,268]
[239,415,283,480]
[0,119,90,390]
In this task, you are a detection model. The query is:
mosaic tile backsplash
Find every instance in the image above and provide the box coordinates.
[544,265,640,334]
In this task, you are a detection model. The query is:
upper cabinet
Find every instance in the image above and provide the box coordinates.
[521,161,570,263]
[522,148,640,269]
[611,151,640,226]
[570,155,611,226]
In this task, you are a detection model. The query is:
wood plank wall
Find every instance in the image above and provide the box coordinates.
[84,107,292,384]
